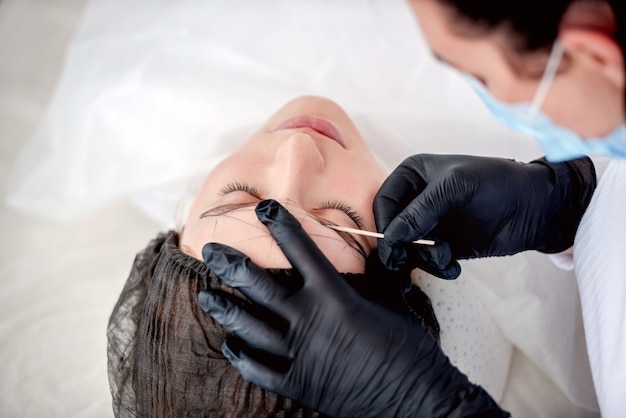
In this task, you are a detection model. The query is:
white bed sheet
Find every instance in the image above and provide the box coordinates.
[0,0,600,416]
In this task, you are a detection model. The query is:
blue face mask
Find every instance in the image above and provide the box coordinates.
[466,41,626,162]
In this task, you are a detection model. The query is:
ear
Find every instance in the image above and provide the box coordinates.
[559,28,624,88]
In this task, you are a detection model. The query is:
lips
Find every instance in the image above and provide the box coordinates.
[275,116,344,147]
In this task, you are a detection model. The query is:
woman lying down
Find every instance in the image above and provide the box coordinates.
[108,96,474,416]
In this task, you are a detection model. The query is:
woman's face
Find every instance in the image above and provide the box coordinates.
[181,96,385,273]
[409,0,625,138]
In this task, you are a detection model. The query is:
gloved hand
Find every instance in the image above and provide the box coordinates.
[199,199,509,418]
[374,154,596,279]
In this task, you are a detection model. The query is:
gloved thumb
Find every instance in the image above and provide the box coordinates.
[411,242,461,280]
[376,184,449,267]
[378,237,461,279]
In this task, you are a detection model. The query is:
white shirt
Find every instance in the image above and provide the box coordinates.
[573,159,626,417]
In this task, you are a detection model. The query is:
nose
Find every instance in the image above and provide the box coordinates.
[270,132,325,204]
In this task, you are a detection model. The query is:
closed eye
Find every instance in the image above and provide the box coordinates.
[220,182,262,199]
[220,182,365,230]
[320,200,365,230]
[200,183,369,258]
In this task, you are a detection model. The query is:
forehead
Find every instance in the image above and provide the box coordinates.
[409,1,493,67]
[410,0,551,82]
[410,0,468,46]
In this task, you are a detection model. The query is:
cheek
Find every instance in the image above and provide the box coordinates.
[201,150,268,190]
[184,155,266,222]
[543,76,624,137]
[338,167,384,228]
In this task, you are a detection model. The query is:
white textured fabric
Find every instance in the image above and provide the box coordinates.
[412,270,513,402]
[459,253,599,412]
[574,159,626,418]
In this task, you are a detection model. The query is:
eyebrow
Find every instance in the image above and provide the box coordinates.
[199,202,368,257]
[200,202,367,231]
[200,202,258,218]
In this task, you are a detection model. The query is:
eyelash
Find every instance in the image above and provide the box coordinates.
[220,182,365,229]
[321,200,365,229]
[220,182,262,199]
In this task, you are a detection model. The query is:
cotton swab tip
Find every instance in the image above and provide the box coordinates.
[327,225,435,246]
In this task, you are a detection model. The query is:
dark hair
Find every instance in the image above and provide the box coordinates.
[107,231,440,417]
[433,0,626,111]
[433,0,625,54]
[610,0,626,52]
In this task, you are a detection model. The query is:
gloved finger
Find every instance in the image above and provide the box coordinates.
[377,222,450,272]
[198,291,289,356]
[373,156,428,233]
[255,200,342,289]
[383,159,478,246]
[382,180,458,247]
[383,200,441,246]
[408,248,461,280]
[377,239,461,279]
[202,243,293,313]
[407,245,461,280]
[376,241,408,271]
[222,336,289,395]
[436,261,462,280]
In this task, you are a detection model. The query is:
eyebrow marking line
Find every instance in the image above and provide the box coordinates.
[200,202,259,219]
[200,203,369,257]
[218,213,265,231]
[308,232,367,257]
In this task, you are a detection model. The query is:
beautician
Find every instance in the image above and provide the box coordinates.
[199,0,625,416]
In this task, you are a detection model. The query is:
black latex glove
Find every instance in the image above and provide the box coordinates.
[374,154,596,279]
[199,199,509,418]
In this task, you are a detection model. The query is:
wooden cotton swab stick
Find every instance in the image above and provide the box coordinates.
[327,225,435,246]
